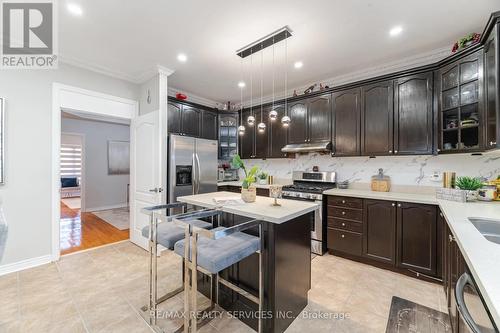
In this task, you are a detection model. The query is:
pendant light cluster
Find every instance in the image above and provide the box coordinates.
[236,26,292,135]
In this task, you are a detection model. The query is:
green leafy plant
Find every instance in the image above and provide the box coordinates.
[455,176,483,191]
[257,171,268,180]
[231,155,259,189]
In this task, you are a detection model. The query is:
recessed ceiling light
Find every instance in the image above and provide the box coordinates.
[238,81,246,88]
[177,53,187,62]
[389,26,403,37]
[67,3,83,16]
[294,61,303,69]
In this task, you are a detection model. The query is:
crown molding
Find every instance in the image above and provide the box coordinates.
[167,86,221,108]
[59,55,141,83]
[241,45,452,107]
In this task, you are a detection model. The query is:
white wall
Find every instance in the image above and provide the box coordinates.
[243,151,500,187]
[0,63,139,267]
[62,118,130,211]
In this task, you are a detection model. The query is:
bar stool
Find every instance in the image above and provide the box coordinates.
[140,203,219,329]
[173,217,264,333]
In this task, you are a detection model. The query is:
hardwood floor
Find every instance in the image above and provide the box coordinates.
[60,201,129,255]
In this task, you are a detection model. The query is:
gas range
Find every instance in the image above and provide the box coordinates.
[282,171,336,201]
[281,171,336,255]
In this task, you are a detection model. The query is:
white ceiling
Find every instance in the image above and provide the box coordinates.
[59,0,500,103]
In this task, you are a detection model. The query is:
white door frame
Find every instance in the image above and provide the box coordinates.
[60,132,86,211]
[51,83,138,261]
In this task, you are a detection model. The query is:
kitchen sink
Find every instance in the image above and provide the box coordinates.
[468,218,500,245]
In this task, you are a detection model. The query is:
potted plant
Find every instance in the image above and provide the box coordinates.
[232,155,259,203]
[455,176,483,202]
[257,171,268,185]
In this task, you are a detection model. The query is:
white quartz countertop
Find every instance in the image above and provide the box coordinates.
[177,191,318,224]
[217,181,292,189]
[438,200,500,327]
[324,187,500,326]
[323,188,438,205]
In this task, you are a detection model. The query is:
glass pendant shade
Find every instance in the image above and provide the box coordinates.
[247,115,255,125]
[269,109,278,120]
[238,125,246,135]
[257,122,266,133]
[281,115,291,127]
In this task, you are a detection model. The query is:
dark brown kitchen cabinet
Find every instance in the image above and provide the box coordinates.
[363,199,396,265]
[238,109,256,159]
[287,101,308,144]
[485,24,499,150]
[396,202,437,276]
[308,95,331,142]
[168,102,182,134]
[361,81,394,156]
[201,110,218,140]
[332,88,361,156]
[394,72,434,155]
[181,106,201,137]
[254,107,270,159]
[438,50,484,153]
[269,105,288,158]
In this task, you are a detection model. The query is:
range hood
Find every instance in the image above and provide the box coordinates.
[281,141,332,153]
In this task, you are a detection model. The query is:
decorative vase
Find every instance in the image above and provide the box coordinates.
[258,178,267,185]
[241,187,257,203]
[465,190,479,202]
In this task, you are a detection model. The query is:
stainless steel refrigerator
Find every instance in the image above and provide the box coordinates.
[168,134,218,206]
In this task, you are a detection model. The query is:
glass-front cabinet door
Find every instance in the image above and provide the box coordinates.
[218,113,238,160]
[439,50,484,153]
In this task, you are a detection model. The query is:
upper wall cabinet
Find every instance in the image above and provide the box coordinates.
[287,101,308,144]
[167,101,217,140]
[438,51,484,153]
[308,95,332,142]
[332,88,361,156]
[269,105,288,158]
[287,94,331,145]
[201,110,218,140]
[485,23,499,150]
[361,81,394,156]
[394,72,434,155]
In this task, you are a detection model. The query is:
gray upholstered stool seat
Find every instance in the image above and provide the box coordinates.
[141,219,212,250]
[174,227,260,274]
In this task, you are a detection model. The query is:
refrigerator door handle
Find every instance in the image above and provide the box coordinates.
[192,152,197,195]
[195,153,201,194]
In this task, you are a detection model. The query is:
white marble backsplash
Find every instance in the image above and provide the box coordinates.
[242,150,500,187]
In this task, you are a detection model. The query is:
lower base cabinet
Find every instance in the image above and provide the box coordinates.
[326,195,440,280]
[218,185,269,197]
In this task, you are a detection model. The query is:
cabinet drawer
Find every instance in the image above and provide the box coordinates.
[328,196,363,209]
[327,206,363,221]
[327,228,362,256]
[328,218,363,233]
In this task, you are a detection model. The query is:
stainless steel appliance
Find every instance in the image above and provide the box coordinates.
[282,171,336,255]
[455,270,498,333]
[168,134,218,206]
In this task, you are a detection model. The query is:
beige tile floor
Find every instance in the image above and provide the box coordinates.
[0,241,447,333]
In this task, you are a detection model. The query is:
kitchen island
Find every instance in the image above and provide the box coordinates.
[177,191,319,333]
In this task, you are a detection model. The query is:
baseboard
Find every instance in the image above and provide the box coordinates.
[86,203,128,212]
[0,254,53,276]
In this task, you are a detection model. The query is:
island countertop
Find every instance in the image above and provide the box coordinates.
[177,191,319,224]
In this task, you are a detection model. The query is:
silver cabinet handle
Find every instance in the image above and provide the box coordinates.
[392,203,395,207]
[341,234,345,238]
[455,273,482,333]
[341,222,346,227]
[491,141,497,146]
[195,153,201,194]
[341,200,346,204]
[449,234,455,243]
[394,150,398,154]
[397,203,401,207]
[149,188,163,193]
[342,211,346,215]
[389,150,393,154]
[192,153,197,195]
